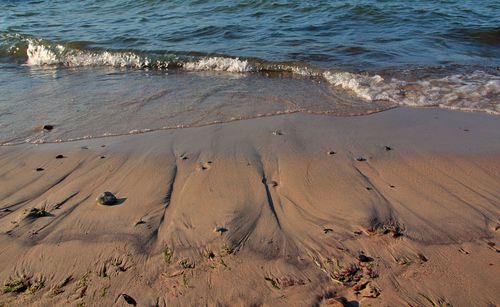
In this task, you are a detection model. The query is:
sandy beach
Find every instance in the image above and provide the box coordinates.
[0,107,498,306]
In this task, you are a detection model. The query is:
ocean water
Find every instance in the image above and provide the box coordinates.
[1,0,499,144]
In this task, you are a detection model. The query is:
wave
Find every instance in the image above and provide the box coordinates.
[1,32,499,115]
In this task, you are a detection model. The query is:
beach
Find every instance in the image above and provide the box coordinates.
[2,1,500,305]
[1,107,499,306]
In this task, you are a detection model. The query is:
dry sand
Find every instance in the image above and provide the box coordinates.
[0,108,499,306]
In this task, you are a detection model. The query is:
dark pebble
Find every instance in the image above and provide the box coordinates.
[356,157,367,162]
[327,151,336,155]
[358,253,374,262]
[121,293,137,306]
[56,155,64,159]
[36,168,44,171]
[385,146,392,151]
[42,125,54,131]
[96,191,118,206]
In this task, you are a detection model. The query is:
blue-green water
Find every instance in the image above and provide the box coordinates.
[2,0,499,69]
[0,0,499,144]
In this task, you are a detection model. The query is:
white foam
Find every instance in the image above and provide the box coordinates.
[183,57,253,73]
[26,40,147,68]
[323,70,500,114]
[323,71,384,101]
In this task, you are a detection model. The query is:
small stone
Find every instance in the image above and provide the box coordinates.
[36,168,44,172]
[121,293,137,306]
[356,157,367,162]
[42,125,54,131]
[385,146,392,151]
[272,130,283,136]
[56,155,64,159]
[97,192,118,206]
[327,151,336,155]
[358,253,374,262]
[214,227,228,235]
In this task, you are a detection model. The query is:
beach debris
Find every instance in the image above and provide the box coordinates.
[51,275,72,296]
[278,276,305,288]
[323,228,333,234]
[264,277,280,289]
[163,246,173,264]
[55,154,65,159]
[100,156,106,159]
[354,230,363,235]
[214,226,228,235]
[366,187,372,191]
[179,259,194,269]
[384,146,392,151]
[221,244,234,255]
[356,157,367,162]
[327,151,336,155]
[272,129,283,136]
[363,284,381,298]
[205,250,216,260]
[25,206,49,219]
[368,220,405,238]
[27,276,45,294]
[3,273,30,293]
[331,263,361,286]
[353,280,369,292]
[96,192,118,206]
[121,293,137,306]
[36,167,44,172]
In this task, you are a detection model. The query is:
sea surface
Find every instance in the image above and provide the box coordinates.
[1,0,499,144]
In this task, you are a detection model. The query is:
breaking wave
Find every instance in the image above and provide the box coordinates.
[2,33,499,115]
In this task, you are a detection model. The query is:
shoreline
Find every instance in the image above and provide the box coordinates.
[0,108,499,306]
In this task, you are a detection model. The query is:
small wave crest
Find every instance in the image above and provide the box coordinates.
[323,70,499,114]
[1,33,499,115]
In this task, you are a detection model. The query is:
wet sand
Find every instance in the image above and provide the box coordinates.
[0,108,499,306]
